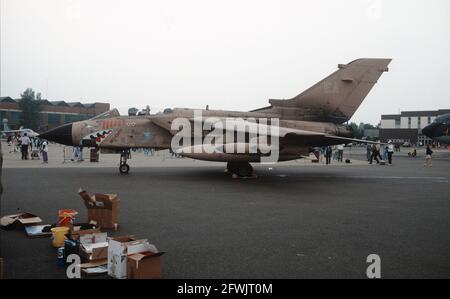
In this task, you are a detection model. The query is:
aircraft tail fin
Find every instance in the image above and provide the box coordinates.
[260,58,391,124]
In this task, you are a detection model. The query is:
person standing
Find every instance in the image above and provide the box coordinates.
[387,141,394,165]
[319,147,324,163]
[383,145,388,161]
[71,146,79,161]
[366,144,372,161]
[11,134,19,153]
[376,142,383,161]
[19,133,31,160]
[41,140,49,163]
[325,146,332,165]
[370,143,380,164]
[424,145,433,167]
[78,146,84,161]
[337,144,344,162]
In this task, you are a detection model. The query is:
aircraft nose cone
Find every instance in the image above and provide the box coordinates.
[422,123,436,138]
[39,123,73,145]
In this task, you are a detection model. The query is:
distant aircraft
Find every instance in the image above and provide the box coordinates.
[1,119,39,138]
[40,58,391,176]
[422,113,450,145]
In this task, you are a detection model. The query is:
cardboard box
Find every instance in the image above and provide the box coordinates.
[107,235,136,279]
[108,235,159,279]
[82,264,108,277]
[79,232,108,262]
[0,213,42,228]
[69,227,101,241]
[79,189,119,229]
[24,224,52,238]
[127,251,164,279]
[79,259,108,277]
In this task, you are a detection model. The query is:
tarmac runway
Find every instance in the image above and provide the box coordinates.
[1,147,449,278]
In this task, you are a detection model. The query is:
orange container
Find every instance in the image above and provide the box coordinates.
[58,209,78,227]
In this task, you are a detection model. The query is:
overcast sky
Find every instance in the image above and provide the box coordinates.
[1,0,449,124]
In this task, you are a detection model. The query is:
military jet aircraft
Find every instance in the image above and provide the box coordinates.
[1,119,39,137]
[422,113,450,145]
[1,128,39,138]
[40,58,391,176]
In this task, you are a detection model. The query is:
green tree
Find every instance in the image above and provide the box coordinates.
[361,123,375,130]
[349,122,362,139]
[18,88,42,130]
[349,122,378,139]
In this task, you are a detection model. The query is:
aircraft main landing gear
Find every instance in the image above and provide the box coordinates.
[226,161,254,177]
[119,149,131,174]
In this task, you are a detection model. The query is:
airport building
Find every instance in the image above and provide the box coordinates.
[379,109,450,145]
[0,97,110,132]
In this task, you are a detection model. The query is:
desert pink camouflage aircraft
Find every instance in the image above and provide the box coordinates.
[40,58,391,176]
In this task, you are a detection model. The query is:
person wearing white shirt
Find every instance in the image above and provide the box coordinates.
[41,140,49,163]
[337,144,344,162]
[387,140,394,165]
[19,133,31,160]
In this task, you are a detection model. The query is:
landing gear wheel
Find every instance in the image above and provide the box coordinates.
[119,163,130,174]
[226,162,237,174]
[227,161,253,177]
[119,149,131,174]
[237,162,253,177]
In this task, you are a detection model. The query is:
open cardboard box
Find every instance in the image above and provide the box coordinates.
[79,189,119,230]
[79,232,108,262]
[107,235,162,279]
[70,227,101,241]
[108,235,163,279]
[107,235,137,279]
[127,251,165,279]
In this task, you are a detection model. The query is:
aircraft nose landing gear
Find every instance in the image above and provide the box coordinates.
[226,161,254,178]
[119,149,131,174]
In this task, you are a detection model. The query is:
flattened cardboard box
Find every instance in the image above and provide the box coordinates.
[24,224,52,238]
[79,259,108,277]
[0,213,42,228]
[79,189,119,229]
[127,251,165,279]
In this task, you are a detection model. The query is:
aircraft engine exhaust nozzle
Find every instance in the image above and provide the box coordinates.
[39,123,73,146]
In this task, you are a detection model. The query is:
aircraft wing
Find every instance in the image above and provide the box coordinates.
[208,119,382,147]
[1,129,39,137]
[282,132,382,147]
[1,130,23,133]
[154,117,380,148]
